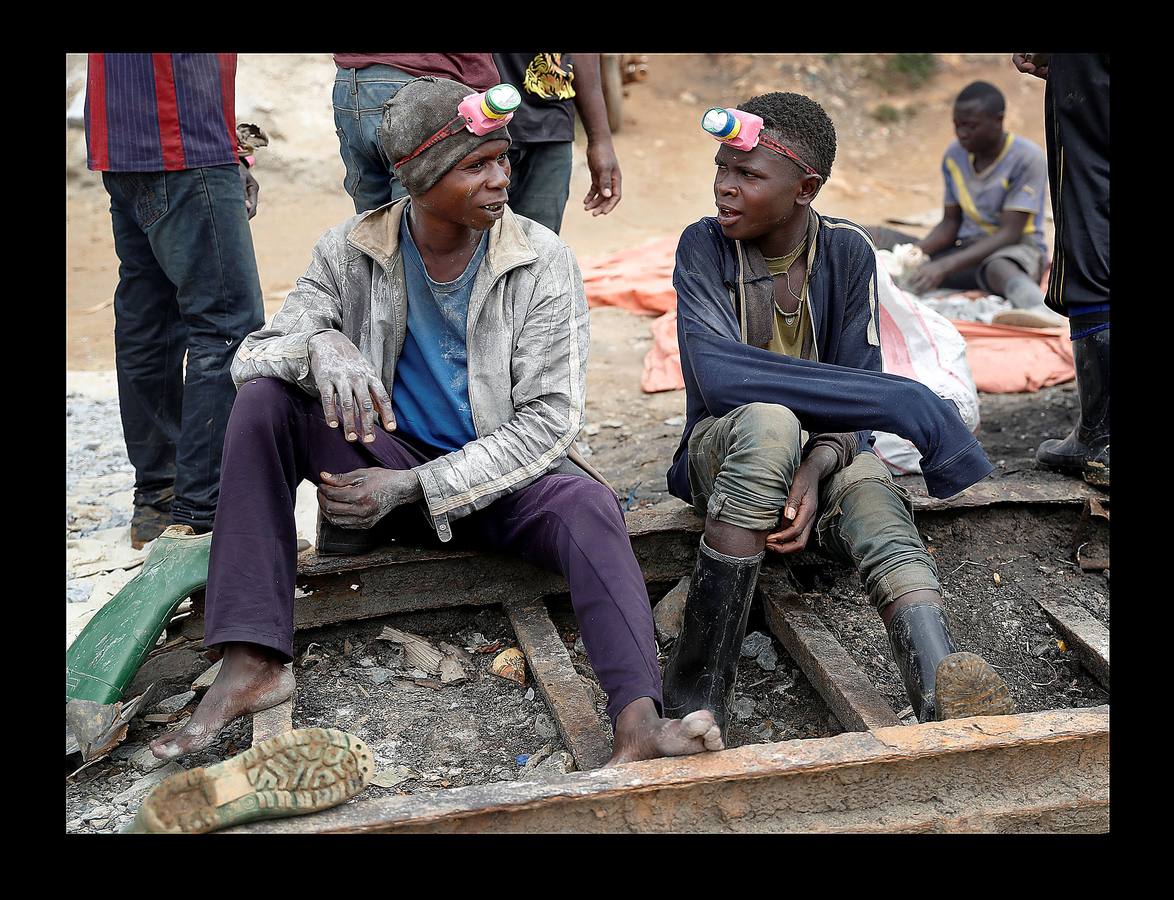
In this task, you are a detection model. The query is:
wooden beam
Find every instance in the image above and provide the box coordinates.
[288,483,1097,632]
[226,706,1108,834]
[1037,598,1110,690]
[760,578,902,732]
[901,476,1102,512]
[505,599,613,771]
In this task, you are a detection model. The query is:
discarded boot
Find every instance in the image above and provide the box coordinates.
[662,538,763,740]
[886,600,1015,722]
[127,727,373,833]
[1036,327,1109,488]
[66,525,212,704]
[131,499,173,550]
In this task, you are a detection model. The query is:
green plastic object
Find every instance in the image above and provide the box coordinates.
[66,527,213,704]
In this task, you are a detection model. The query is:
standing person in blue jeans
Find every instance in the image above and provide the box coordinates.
[85,53,266,547]
[332,54,500,213]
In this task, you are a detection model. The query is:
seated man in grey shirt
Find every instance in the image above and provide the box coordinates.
[870,81,1060,327]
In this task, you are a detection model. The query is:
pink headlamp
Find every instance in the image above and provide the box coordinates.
[701,107,821,178]
[395,83,521,170]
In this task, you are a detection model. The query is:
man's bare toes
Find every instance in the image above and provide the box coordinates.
[681,709,717,739]
[703,725,724,751]
[150,721,218,760]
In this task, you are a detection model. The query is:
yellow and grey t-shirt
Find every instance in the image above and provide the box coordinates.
[764,239,813,360]
[942,133,1049,256]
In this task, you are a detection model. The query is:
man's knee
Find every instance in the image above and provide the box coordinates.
[725,402,803,457]
[231,377,299,428]
[551,477,626,536]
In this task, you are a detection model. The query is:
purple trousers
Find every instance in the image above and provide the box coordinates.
[205,377,662,724]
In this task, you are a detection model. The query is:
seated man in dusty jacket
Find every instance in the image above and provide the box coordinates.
[664,92,1016,740]
[151,76,722,765]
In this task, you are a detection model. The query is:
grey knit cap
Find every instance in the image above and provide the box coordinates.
[380,76,513,196]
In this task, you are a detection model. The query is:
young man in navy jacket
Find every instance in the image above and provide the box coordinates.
[665,92,1014,738]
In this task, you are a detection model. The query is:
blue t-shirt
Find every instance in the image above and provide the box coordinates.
[391,210,486,452]
[942,133,1048,256]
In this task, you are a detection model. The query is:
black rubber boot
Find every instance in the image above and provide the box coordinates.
[662,538,764,741]
[1036,327,1110,488]
[886,601,1016,723]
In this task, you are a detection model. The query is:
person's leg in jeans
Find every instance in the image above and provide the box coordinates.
[461,475,723,764]
[333,65,412,214]
[816,452,1014,721]
[505,141,573,233]
[152,377,433,759]
[139,165,265,532]
[104,172,187,546]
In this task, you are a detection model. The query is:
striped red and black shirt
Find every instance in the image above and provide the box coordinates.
[85,53,239,172]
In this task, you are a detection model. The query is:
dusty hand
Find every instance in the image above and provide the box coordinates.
[317,468,422,530]
[766,450,833,554]
[239,163,260,219]
[583,141,622,216]
[906,259,950,294]
[309,332,396,442]
[1012,53,1049,80]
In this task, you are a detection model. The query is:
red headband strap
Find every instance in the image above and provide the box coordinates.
[758,135,820,178]
[394,115,467,170]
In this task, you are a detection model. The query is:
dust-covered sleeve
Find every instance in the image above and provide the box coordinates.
[230,224,349,393]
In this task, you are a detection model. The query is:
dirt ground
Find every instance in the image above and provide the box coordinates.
[67,54,1105,833]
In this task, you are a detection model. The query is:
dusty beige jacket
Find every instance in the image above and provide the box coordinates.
[232,199,590,542]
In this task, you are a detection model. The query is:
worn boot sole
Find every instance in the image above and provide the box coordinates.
[130,728,373,833]
[934,652,1016,721]
[1083,460,1110,489]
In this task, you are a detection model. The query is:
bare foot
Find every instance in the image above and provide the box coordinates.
[150,643,294,760]
[605,698,724,767]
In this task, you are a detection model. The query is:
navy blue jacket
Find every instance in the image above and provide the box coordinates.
[667,212,993,501]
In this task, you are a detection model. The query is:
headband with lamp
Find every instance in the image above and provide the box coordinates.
[395,83,522,170]
[701,107,821,178]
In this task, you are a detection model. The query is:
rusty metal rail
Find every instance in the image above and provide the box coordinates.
[228,706,1108,833]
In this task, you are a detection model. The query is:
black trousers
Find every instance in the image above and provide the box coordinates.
[1044,54,1110,318]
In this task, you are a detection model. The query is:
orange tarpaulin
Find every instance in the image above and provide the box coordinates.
[953,321,1074,393]
[581,239,1075,395]
[582,237,677,315]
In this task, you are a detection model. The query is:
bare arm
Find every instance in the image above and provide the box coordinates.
[570,53,622,215]
[908,209,1030,293]
[916,205,962,256]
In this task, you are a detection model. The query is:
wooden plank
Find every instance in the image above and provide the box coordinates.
[287,479,1096,631]
[505,599,612,771]
[900,476,1101,512]
[226,706,1108,834]
[291,506,700,631]
[760,580,902,732]
[1037,598,1110,689]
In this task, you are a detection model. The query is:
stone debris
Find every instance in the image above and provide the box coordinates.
[192,659,222,692]
[533,712,558,742]
[653,576,690,644]
[152,691,196,716]
[740,631,772,659]
[731,696,757,721]
[113,763,185,806]
[129,745,171,773]
[364,667,395,686]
